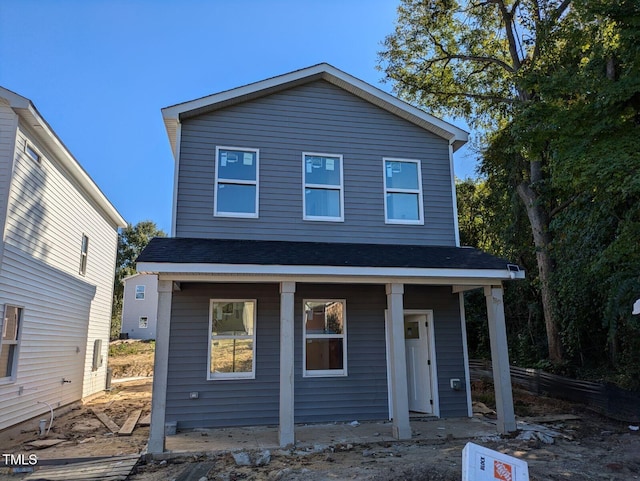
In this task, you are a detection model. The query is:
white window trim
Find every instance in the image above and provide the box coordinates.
[79,234,89,276]
[207,299,257,380]
[24,141,42,164]
[139,316,148,328]
[135,285,145,300]
[302,299,348,378]
[0,304,23,383]
[382,157,425,225]
[214,146,259,218]
[302,152,344,222]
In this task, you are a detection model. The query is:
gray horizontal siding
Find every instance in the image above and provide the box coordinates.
[176,80,457,245]
[166,283,280,429]
[165,282,468,430]
[294,284,389,423]
[404,286,468,417]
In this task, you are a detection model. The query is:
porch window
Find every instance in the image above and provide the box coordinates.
[0,305,22,380]
[383,158,424,224]
[303,300,347,377]
[303,153,344,221]
[214,147,259,218]
[208,300,256,380]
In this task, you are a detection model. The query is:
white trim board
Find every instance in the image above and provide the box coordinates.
[138,261,525,281]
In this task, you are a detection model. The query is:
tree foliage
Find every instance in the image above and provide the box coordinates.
[110,221,166,339]
[380,0,640,373]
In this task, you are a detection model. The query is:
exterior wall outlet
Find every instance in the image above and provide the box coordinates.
[189,391,199,399]
[450,378,462,390]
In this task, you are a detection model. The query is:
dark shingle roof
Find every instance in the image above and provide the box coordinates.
[137,238,516,271]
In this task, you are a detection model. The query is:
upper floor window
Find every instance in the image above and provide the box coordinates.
[1,305,22,380]
[214,147,259,218]
[79,234,89,276]
[383,158,424,225]
[135,285,145,300]
[303,300,347,377]
[303,153,344,222]
[25,143,41,164]
[208,300,256,380]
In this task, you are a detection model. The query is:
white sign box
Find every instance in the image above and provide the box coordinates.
[462,442,529,481]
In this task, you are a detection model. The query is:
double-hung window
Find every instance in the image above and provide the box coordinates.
[383,158,424,224]
[1,305,22,380]
[303,153,344,221]
[135,285,145,300]
[303,300,347,377]
[79,234,89,276]
[214,147,259,218]
[208,300,256,380]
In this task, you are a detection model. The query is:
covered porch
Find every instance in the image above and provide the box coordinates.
[136,238,524,454]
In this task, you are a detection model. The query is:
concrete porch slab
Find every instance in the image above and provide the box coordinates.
[163,417,498,456]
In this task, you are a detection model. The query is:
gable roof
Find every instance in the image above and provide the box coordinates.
[161,63,469,157]
[137,237,523,281]
[0,86,126,228]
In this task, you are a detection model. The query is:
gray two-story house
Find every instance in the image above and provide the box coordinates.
[137,64,523,453]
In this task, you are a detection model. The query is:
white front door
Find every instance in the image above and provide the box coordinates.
[404,314,433,413]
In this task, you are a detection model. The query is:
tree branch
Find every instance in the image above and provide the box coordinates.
[495,0,523,70]
[550,196,578,218]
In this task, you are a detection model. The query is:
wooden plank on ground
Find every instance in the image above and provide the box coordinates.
[138,413,151,426]
[23,454,139,481]
[25,439,66,449]
[118,409,142,436]
[521,414,582,423]
[91,409,120,433]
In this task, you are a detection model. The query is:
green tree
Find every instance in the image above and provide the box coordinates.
[379,0,640,364]
[111,221,166,339]
[380,0,640,368]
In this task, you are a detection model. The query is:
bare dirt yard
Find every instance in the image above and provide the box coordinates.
[0,341,638,480]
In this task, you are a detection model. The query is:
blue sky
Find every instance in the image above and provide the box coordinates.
[0,1,477,233]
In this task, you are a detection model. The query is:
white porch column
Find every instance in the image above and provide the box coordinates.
[279,281,296,447]
[148,279,173,454]
[385,283,411,440]
[485,285,517,433]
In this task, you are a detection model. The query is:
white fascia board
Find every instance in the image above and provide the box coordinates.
[1,87,127,228]
[137,261,524,281]
[160,63,469,158]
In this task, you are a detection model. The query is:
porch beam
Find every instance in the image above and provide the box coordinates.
[484,285,516,433]
[148,280,174,454]
[385,283,412,440]
[279,281,296,447]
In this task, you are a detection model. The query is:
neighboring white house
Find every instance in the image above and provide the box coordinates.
[0,87,126,431]
[121,273,158,340]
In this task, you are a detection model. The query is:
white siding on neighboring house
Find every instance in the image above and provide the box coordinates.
[121,274,159,340]
[0,100,19,262]
[0,113,122,430]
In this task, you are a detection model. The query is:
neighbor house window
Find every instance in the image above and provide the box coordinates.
[303,153,344,221]
[303,300,347,377]
[214,147,259,218]
[135,285,145,300]
[0,305,22,380]
[79,234,89,276]
[139,317,148,328]
[208,300,256,380]
[25,143,41,164]
[383,158,424,224]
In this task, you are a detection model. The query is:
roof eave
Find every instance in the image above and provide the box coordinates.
[160,63,469,159]
[137,261,525,282]
[1,87,127,228]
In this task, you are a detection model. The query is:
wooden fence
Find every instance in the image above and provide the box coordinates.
[469,359,640,423]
